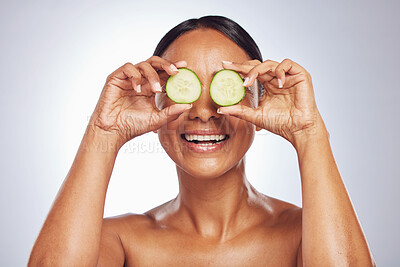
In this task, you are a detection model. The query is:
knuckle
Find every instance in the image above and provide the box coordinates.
[252,63,263,71]
[248,59,261,65]
[131,70,141,80]
[145,56,158,63]
[262,60,278,68]
[140,61,151,68]
[150,55,161,61]
[144,61,153,69]
[305,72,312,81]
[123,62,134,69]
[135,61,147,68]
[247,68,257,77]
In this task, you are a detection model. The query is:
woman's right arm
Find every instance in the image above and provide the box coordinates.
[28,125,122,266]
[28,57,191,266]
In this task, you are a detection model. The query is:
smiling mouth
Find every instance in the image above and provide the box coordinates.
[180,134,230,145]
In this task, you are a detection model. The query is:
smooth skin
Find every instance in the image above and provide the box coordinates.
[28,28,375,266]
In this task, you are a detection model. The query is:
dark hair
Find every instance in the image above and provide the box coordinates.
[153,15,265,98]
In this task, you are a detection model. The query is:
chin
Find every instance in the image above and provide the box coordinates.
[159,134,252,180]
[177,157,234,179]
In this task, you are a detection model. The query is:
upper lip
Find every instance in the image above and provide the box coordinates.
[183,129,228,135]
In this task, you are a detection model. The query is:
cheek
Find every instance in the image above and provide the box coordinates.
[157,116,187,161]
[231,117,255,140]
[228,115,255,156]
[157,121,178,154]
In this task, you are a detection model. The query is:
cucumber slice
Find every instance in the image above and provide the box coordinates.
[165,68,202,104]
[210,69,245,106]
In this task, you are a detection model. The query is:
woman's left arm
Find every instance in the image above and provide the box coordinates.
[292,109,376,266]
[219,59,376,266]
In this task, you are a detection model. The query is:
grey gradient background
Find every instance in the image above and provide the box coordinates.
[1,0,399,266]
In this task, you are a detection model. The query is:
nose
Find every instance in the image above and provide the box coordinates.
[187,86,221,122]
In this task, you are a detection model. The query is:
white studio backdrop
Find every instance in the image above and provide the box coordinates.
[0,0,399,266]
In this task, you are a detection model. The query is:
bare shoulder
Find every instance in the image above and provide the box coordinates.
[103,212,157,235]
[255,191,302,229]
[98,212,158,266]
[102,199,175,239]
[254,192,303,262]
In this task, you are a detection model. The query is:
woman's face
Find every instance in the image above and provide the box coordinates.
[155,28,260,179]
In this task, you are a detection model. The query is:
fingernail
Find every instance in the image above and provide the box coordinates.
[278,79,283,88]
[186,104,193,109]
[175,60,187,66]
[155,82,162,92]
[243,77,249,87]
[170,64,179,72]
[137,84,141,93]
[217,108,223,114]
[222,60,232,65]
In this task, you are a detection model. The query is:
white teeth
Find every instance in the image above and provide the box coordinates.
[184,134,227,142]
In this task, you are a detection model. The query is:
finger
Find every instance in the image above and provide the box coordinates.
[157,60,189,93]
[245,60,279,87]
[152,103,193,129]
[221,61,255,78]
[266,74,307,90]
[158,72,170,92]
[274,59,305,88]
[221,61,264,93]
[245,59,262,66]
[217,104,262,127]
[107,62,142,93]
[174,60,188,68]
[146,56,181,76]
[135,61,162,93]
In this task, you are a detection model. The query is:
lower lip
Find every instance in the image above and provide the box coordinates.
[181,136,229,153]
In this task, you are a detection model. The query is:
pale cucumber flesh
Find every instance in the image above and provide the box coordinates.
[165,68,202,104]
[209,69,245,106]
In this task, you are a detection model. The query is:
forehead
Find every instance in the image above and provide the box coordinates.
[161,28,251,72]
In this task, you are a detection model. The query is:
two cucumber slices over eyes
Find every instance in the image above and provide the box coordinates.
[165,68,245,106]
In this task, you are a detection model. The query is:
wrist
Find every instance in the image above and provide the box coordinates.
[82,124,125,154]
[291,111,330,153]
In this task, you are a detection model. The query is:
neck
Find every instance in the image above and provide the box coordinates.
[174,157,255,241]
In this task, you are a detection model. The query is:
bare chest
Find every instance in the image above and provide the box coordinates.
[121,228,300,267]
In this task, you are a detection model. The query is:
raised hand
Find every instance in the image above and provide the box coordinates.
[218,59,320,145]
[88,56,192,148]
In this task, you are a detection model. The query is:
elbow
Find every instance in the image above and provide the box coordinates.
[28,254,54,267]
[28,253,99,267]
[371,256,377,267]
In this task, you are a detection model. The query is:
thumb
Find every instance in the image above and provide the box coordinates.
[154,103,192,127]
[217,104,261,126]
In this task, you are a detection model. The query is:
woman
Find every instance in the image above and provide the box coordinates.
[28,15,375,266]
